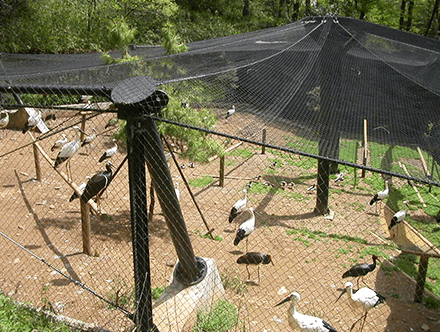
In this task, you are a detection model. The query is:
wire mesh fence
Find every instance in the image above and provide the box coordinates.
[0,100,440,332]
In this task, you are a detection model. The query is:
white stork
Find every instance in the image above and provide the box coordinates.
[336,281,385,332]
[229,189,247,225]
[99,139,118,162]
[234,207,255,252]
[81,128,97,151]
[54,126,85,180]
[51,134,68,152]
[276,291,339,332]
[369,180,389,214]
[389,200,408,230]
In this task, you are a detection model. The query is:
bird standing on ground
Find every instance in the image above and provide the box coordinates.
[51,134,68,152]
[369,180,389,214]
[81,162,114,210]
[99,139,118,162]
[342,255,381,288]
[54,126,85,180]
[234,207,255,252]
[22,109,42,134]
[0,111,10,129]
[229,189,247,224]
[276,291,339,332]
[389,200,408,230]
[336,281,385,332]
[81,128,97,149]
[225,105,236,119]
[237,252,273,283]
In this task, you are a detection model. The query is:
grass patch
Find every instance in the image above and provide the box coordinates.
[192,300,239,332]
[188,176,213,187]
[152,286,167,300]
[0,291,75,331]
[195,230,223,241]
[221,273,248,295]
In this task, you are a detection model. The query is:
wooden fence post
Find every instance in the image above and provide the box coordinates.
[32,141,42,181]
[361,119,368,178]
[414,255,429,303]
[219,156,225,187]
[80,200,92,256]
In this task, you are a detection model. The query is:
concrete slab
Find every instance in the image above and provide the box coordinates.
[153,257,225,332]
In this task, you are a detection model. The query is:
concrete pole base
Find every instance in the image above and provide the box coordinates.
[153,257,225,332]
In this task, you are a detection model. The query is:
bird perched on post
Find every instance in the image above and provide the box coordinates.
[229,189,247,225]
[81,161,114,210]
[389,200,408,230]
[234,207,255,252]
[336,282,385,332]
[54,126,85,180]
[276,291,339,332]
[369,180,389,214]
[69,176,91,202]
[99,139,118,162]
[225,105,236,119]
[342,255,381,288]
[237,252,273,283]
[51,134,68,152]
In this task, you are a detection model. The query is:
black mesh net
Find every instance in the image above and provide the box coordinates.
[0,16,440,332]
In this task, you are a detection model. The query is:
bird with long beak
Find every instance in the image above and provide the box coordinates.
[236,252,273,283]
[81,161,114,212]
[335,281,385,332]
[342,255,381,288]
[276,291,338,332]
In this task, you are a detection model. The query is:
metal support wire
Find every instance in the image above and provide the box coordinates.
[0,230,134,320]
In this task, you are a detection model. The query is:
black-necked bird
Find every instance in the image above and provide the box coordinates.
[237,252,273,282]
[69,176,91,202]
[234,207,255,252]
[342,255,381,288]
[276,291,338,332]
[229,189,247,224]
[389,200,408,230]
[99,139,117,162]
[81,162,114,210]
[336,281,385,332]
[51,134,68,152]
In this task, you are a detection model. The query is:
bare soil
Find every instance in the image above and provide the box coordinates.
[0,111,439,332]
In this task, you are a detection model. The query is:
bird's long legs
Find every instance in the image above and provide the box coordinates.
[245,237,249,253]
[359,312,368,332]
[350,311,367,332]
[245,265,251,281]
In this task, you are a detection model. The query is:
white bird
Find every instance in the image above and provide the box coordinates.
[51,134,68,152]
[81,128,97,148]
[229,189,247,224]
[234,207,255,252]
[22,108,42,134]
[99,139,117,162]
[369,180,389,214]
[225,105,236,119]
[334,172,344,184]
[0,111,9,129]
[276,291,339,332]
[389,200,408,230]
[175,182,180,201]
[336,281,385,332]
[54,126,85,180]
[306,184,316,192]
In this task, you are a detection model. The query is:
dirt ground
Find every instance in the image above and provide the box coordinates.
[0,110,440,332]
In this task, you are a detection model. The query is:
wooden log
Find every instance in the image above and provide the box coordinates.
[414,255,429,303]
[28,133,99,214]
[398,161,427,207]
[219,156,225,187]
[262,128,267,155]
[80,200,92,255]
[80,113,87,142]
[417,147,430,177]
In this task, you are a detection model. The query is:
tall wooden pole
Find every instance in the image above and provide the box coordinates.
[80,200,92,255]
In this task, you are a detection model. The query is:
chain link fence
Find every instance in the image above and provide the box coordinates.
[1,98,440,332]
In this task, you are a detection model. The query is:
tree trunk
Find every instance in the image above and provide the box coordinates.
[399,0,406,30]
[304,0,311,15]
[425,0,440,36]
[292,0,300,21]
[406,0,414,31]
[243,0,250,16]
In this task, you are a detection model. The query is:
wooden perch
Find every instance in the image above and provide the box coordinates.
[398,161,427,207]
[208,141,243,162]
[417,147,430,177]
[28,132,99,214]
